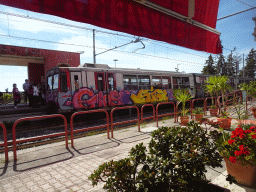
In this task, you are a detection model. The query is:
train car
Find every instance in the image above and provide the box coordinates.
[45,63,195,113]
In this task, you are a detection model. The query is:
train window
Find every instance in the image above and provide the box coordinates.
[173,77,181,89]
[47,76,53,90]
[123,75,138,90]
[97,73,104,91]
[138,75,150,90]
[162,77,172,89]
[181,77,190,88]
[53,74,59,89]
[152,76,162,89]
[60,73,68,92]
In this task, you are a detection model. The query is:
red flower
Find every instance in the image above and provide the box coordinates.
[239,145,244,151]
[228,139,235,145]
[239,134,245,139]
[244,130,252,134]
[229,156,236,163]
[252,134,256,139]
[234,150,242,156]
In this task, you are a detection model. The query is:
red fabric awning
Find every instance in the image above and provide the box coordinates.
[0,0,222,54]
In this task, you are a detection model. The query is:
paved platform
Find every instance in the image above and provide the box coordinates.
[0,117,256,192]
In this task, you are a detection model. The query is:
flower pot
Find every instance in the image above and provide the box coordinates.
[224,157,256,187]
[217,117,231,129]
[251,108,256,118]
[194,114,203,121]
[209,108,218,116]
[180,116,189,126]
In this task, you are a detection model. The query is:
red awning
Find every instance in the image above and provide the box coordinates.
[0,0,222,54]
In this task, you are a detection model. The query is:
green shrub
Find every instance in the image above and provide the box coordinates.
[89,121,223,191]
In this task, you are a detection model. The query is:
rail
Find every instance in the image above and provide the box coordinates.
[245,95,256,111]
[70,109,109,148]
[156,102,176,127]
[192,98,206,116]
[12,114,68,160]
[0,122,8,162]
[110,106,140,138]
[141,104,155,123]
[204,97,217,115]
[175,100,192,122]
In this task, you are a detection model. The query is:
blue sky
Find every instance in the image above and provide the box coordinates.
[0,0,256,92]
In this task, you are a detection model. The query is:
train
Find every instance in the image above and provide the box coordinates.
[45,63,253,113]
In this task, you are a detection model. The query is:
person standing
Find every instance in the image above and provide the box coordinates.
[33,83,40,108]
[22,79,29,104]
[28,84,34,107]
[12,83,20,109]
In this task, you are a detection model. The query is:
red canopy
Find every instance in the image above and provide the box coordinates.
[0,0,222,54]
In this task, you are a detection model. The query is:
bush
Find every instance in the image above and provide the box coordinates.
[89,121,223,191]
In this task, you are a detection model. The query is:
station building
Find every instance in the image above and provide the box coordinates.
[0,44,80,85]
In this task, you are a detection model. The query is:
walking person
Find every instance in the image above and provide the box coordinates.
[12,83,21,109]
[22,79,29,104]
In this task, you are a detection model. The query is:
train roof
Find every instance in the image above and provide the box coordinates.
[49,63,192,77]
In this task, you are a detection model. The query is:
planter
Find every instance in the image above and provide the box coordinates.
[209,108,218,116]
[224,157,256,187]
[180,116,189,126]
[194,114,203,121]
[217,117,231,129]
[251,108,256,118]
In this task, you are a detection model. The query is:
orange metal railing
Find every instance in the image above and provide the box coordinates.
[12,114,68,160]
[70,109,109,148]
[110,106,140,138]
[0,122,8,162]
[156,102,176,127]
[141,104,155,123]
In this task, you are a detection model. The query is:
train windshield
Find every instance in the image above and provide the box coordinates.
[47,74,59,90]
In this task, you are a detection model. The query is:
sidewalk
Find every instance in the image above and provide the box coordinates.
[0,118,256,192]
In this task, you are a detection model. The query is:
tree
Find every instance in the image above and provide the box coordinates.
[244,48,256,78]
[202,54,216,75]
[215,54,225,75]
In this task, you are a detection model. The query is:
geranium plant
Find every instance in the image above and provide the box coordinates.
[218,125,256,165]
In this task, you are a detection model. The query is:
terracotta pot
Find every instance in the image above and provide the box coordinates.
[180,116,189,126]
[217,117,231,129]
[209,108,218,116]
[252,108,256,118]
[224,157,256,187]
[194,114,203,121]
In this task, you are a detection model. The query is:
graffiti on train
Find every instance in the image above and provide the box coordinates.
[63,87,174,109]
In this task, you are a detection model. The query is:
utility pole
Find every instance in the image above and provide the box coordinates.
[243,53,245,83]
[93,29,96,64]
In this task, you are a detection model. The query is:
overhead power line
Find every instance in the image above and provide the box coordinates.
[217,6,256,20]
[0,34,206,66]
[236,0,254,8]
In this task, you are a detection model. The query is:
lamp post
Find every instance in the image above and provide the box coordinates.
[77,51,84,67]
[175,64,180,72]
[114,59,118,68]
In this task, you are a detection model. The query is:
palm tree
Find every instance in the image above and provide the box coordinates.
[217,76,232,112]
[205,76,220,107]
[174,89,192,116]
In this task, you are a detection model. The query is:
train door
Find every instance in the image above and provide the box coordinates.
[107,73,116,92]
[71,72,82,93]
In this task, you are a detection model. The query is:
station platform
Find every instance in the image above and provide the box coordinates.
[0,118,256,192]
[0,104,47,116]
